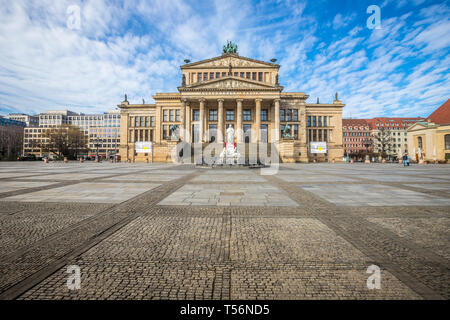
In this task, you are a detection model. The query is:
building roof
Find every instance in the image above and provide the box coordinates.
[342,119,370,128]
[365,117,424,130]
[181,53,280,69]
[427,99,450,125]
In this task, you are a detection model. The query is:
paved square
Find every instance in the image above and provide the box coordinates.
[3,182,160,203]
[0,181,57,193]
[0,162,448,300]
[299,184,450,206]
[158,183,298,207]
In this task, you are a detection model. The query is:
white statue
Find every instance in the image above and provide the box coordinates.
[218,125,240,165]
[226,125,235,144]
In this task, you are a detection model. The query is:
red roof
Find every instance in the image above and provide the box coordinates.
[342,119,370,126]
[365,117,424,130]
[427,99,450,125]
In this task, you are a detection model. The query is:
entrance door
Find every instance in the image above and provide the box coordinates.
[243,124,251,143]
[193,124,200,143]
[208,124,217,143]
[260,124,268,143]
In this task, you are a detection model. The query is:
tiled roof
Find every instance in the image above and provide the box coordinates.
[342,119,370,127]
[427,99,450,125]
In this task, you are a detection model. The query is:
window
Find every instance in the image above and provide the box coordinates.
[176,110,180,122]
[193,110,200,121]
[445,134,450,150]
[312,116,317,127]
[169,110,174,122]
[280,109,285,122]
[226,110,234,121]
[209,72,214,80]
[286,109,291,121]
[135,117,139,127]
[163,110,168,122]
[151,117,155,127]
[234,72,238,77]
[258,72,263,81]
[307,116,311,127]
[222,72,226,77]
[418,136,423,149]
[243,109,251,121]
[203,72,208,81]
[318,116,322,127]
[240,72,244,78]
[216,72,220,78]
[293,109,298,121]
[246,72,251,79]
[323,116,327,126]
[209,109,218,121]
[261,109,268,121]
[163,125,168,139]
[145,117,149,127]
[252,72,257,80]
[198,73,202,82]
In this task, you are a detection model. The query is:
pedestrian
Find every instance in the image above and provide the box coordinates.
[402,154,408,167]
[406,153,411,166]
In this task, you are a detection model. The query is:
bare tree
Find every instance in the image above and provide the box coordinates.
[372,127,393,159]
[0,126,24,160]
[40,125,88,159]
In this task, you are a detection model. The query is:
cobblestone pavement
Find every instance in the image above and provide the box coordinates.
[0,162,448,300]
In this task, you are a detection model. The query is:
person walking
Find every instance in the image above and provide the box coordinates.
[402,154,408,167]
[406,153,411,166]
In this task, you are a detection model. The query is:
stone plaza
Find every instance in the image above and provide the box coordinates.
[0,162,449,300]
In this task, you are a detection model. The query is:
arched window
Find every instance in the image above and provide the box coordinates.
[418,136,423,149]
[445,134,450,150]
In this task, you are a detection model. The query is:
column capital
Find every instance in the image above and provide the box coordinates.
[273,98,281,103]
[199,98,206,103]
[255,98,263,102]
[217,98,225,103]
[236,98,244,103]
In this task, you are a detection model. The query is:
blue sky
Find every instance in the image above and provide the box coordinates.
[0,0,449,118]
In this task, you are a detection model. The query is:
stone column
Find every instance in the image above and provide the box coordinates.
[155,105,162,143]
[255,98,262,143]
[180,99,186,141]
[274,99,280,142]
[217,99,224,143]
[185,100,191,143]
[236,99,243,143]
[199,98,205,142]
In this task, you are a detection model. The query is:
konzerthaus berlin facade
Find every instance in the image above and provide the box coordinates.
[118,51,345,163]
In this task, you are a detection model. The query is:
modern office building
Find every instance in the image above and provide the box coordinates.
[6,113,39,127]
[23,109,121,159]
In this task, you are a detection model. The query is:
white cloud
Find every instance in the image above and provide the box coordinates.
[0,0,448,120]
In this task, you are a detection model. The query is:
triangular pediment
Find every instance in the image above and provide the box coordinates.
[181,54,279,69]
[180,76,281,91]
[407,122,433,131]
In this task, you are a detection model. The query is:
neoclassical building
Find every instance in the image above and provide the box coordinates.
[119,47,344,163]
